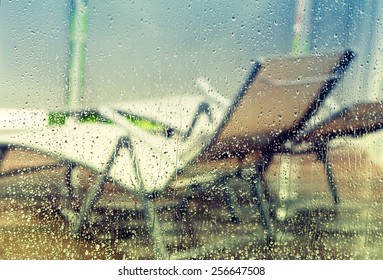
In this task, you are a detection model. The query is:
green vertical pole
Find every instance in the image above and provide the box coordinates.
[67,0,89,107]
[292,0,312,55]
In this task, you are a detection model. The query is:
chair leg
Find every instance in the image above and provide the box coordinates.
[0,146,7,169]
[71,136,130,235]
[249,171,274,244]
[222,182,241,223]
[211,175,240,223]
[72,162,111,235]
[247,157,275,244]
[324,159,339,204]
[175,195,197,249]
[62,163,78,210]
[317,144,339,205]
[128,142,168,259]
[141,193,168,259]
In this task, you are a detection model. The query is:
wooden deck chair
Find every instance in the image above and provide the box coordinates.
[286,101,383,206]
[0,49,355,259]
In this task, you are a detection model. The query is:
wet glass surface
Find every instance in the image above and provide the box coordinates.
[1,0,383,260]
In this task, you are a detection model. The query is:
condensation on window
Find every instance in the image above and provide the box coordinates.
[0,0,383,260]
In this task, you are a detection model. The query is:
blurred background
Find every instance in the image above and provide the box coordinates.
[1,0,383,259]
[1,0,382,108]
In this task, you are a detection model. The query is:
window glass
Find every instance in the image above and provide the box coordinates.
[0,0,383,260]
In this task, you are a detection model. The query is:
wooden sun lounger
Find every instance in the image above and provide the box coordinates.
[284,101,383,206]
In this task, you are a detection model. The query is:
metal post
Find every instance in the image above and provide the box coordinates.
[67,0,89,107]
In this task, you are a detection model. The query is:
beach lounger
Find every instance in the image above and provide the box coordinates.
[285,101,383,206]
[0,49,355,259]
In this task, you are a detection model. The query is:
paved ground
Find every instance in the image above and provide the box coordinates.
[1,136,383,259]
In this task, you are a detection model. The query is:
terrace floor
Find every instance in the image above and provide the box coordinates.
[0,135,383,259]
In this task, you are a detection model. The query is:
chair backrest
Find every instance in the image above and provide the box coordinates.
[302,102,383,141]
[202,50,355,160]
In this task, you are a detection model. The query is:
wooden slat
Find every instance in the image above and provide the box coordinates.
[0,148,59,173]
[305,102,383,140]
[206,52,345,159]
[258,53,342,82]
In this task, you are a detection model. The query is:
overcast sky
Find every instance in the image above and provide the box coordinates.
[0,0,379,109]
